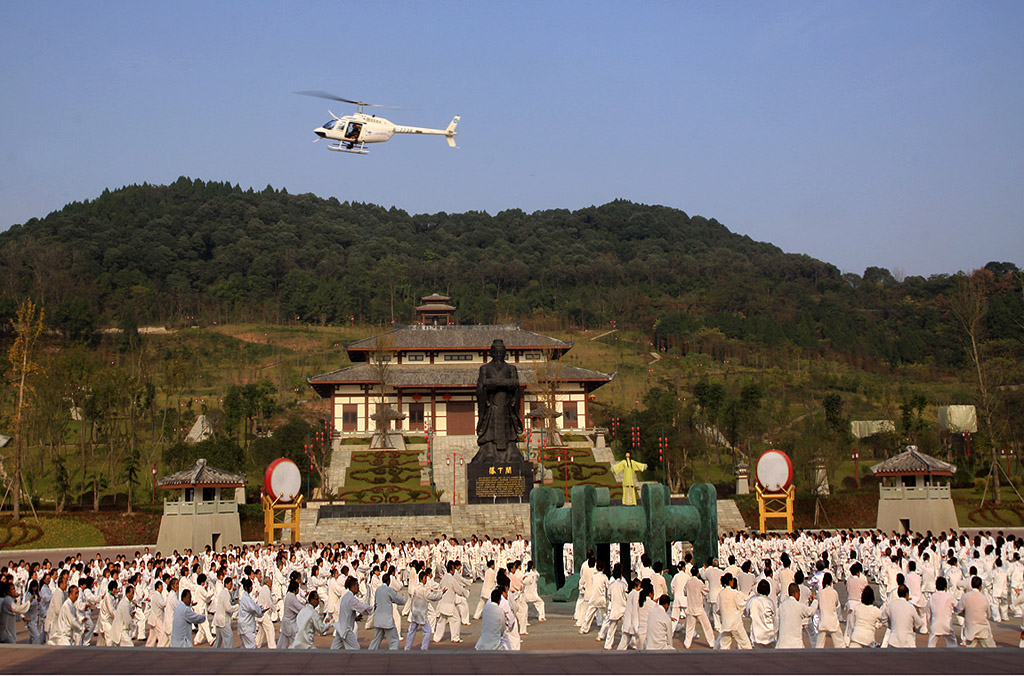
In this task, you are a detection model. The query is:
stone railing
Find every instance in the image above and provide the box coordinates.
[163,499,238,516]
[879,484,951,500]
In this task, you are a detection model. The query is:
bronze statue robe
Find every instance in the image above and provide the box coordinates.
[474,357,523,463]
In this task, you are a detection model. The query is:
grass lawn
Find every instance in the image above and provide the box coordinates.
[953,492,1024,528]
[542,447,622,499]
[0,516,105,551]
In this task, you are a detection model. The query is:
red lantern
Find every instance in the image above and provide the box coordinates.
[442,394,452,401]
[412,394,422,402]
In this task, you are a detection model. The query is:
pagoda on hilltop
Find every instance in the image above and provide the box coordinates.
[415,292,456,326]
[307,294,613,438]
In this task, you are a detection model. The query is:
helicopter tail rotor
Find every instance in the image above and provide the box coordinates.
[445,116,460,148]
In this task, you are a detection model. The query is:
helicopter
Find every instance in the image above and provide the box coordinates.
[297,90,459,155]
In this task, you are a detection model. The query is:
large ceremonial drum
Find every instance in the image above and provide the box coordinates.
[264,458,302,502]
[755,449,793,492]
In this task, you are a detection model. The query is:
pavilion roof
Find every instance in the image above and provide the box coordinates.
[869,448,956,477]
[526,404,562,419]
[158,458,246,488]
[370,406,407,421]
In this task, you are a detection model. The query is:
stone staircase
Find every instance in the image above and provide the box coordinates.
[431,435,475,504]
[327,438,365,495]
[717,499,749,532]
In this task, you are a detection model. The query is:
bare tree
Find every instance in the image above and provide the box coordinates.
[369,333,394,446]
[160,352,195,443]
[28,355,72,510]
[530,349,563,446]
[8,299,45,521]
[950,272,1000,503]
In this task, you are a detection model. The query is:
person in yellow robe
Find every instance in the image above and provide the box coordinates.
[612,452,647,505]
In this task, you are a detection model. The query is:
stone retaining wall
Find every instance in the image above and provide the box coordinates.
[300,503,531,543]
[297,500,743,544]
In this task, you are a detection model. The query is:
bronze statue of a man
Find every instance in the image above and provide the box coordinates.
[472,339,524,464]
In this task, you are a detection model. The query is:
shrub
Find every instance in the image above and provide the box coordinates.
[733,494,757,512]
[714,483,734,499]
[952,462,975,489]
[238,503,264,522]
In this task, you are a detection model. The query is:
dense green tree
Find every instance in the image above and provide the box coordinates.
[0,178,1015,375]
[249,416,315,487]
[823,393,845,435]
[223,379,277,450]
[52,298,98,344]
[162,436,245,474]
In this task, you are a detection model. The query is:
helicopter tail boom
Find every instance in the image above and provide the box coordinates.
[392,115,460,147]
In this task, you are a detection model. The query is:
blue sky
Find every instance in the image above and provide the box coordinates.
[1,0,1021,277]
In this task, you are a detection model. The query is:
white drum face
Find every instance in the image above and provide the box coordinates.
[268,459,301,502]
[756,450,793,492]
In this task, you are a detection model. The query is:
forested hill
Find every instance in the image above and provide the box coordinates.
[1,177,1020,369]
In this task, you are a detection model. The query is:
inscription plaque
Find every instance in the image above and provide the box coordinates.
[467,461,533,503]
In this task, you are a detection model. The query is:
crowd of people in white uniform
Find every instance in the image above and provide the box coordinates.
[569,528,1024,650]
[2,528,1023,650]
[0,534,539,650]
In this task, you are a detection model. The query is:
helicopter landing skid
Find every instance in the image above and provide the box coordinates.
[328,142,369,155]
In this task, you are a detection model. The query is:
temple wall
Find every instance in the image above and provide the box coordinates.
[331,386,593,435]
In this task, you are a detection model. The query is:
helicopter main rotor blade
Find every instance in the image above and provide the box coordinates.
[294,90,403,109]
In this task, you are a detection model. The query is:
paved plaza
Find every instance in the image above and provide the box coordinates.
[2,645,1022,674]
[6,539,1024,673]
[3,580,1024,673]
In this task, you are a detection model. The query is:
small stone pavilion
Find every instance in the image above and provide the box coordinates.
[156,458,246,553]
[870,446,958,534]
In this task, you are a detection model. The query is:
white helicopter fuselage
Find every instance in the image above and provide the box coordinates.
[314,112,459,154]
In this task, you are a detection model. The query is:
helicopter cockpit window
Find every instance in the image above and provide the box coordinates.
[323,119,337,130]
[345,122,362,140]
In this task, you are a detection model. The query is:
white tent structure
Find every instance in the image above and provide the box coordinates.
[938,405,978,433]
[185,415,215,444]
[850,420,895,439]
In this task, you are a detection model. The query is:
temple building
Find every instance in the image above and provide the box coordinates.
[307,295,613,438]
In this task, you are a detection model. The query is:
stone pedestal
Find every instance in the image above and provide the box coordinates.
[734,462,750,495]
[467,460,533,503]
